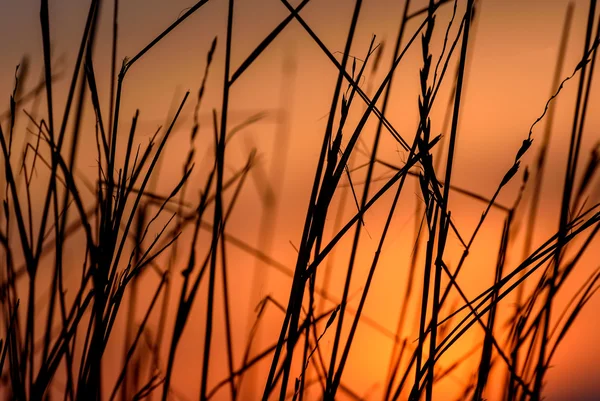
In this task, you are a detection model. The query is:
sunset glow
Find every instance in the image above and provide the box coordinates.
[1,0,600,400]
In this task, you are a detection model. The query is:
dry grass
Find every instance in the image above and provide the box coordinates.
[1,0,600,400]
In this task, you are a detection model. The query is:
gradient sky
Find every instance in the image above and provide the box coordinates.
[1,0,600,400]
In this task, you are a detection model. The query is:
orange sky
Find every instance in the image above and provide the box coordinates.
[1,0,600,400]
